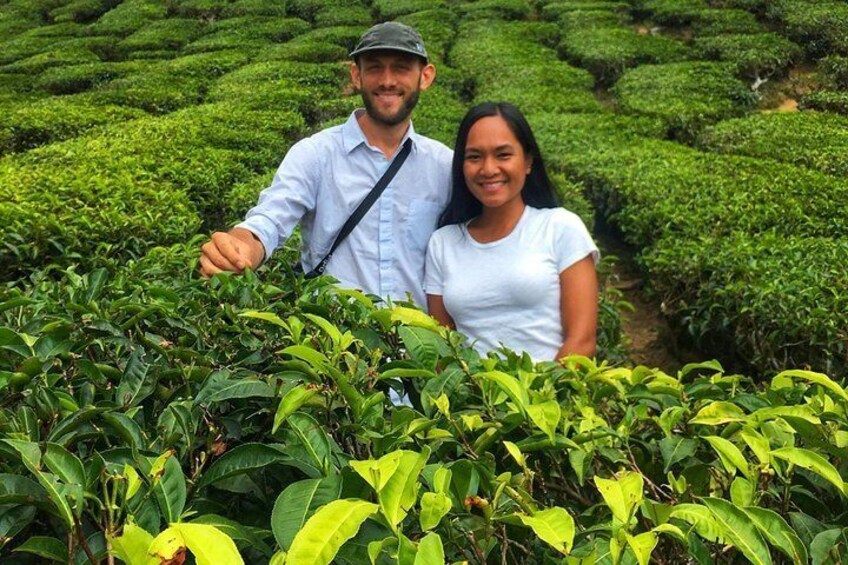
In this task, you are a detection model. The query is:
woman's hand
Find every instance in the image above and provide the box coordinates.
[427,294,456,330]
[556,255,598,360]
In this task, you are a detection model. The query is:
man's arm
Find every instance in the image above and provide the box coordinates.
[198,137,319,277]
[199,227,265,277]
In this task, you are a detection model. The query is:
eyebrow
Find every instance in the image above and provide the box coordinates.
[465,144,515,152]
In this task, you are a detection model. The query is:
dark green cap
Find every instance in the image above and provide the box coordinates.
[350,21,428,62]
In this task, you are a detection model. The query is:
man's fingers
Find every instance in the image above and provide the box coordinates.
[211,232,248,270]
[201,238,241,273]
[199,254,224,278]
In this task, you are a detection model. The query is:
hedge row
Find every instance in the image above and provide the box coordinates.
[0,104,306,280]
[765,0,848,56]
[557,10,691,85]
[691,32,802,79]
[644,232,848,375]
[0,97,145,155]
[568,140,848,245]
[799,91,848,114]
[451,19,600,114]
[528,108,848,374]
[612,61,756,140]
[697,111,848,178]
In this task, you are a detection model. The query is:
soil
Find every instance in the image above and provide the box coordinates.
[757,61,819,111]
[595,225,703,373]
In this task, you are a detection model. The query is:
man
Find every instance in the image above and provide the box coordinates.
[199,22,452,306]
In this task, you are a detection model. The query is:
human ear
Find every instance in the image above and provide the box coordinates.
[418,63,436,90]
[349,62,362,91]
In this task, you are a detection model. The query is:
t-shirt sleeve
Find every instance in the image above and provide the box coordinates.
[552,210,600,273]
[423,229,446,295]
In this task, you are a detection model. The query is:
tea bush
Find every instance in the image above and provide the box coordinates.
[1,45,102,75]
[0,97,145,155]
[452,20,600,114]
[183,16,311,53]
[0,103,306,279]
[540,2,629,21]
[644,232,848,375]
[88,0,167,36]
[49,0,119,24]
[0,252,844,563]
[690,8,764,36]
[692,33,802,79]
[697,111,848,178]
[116,18,206,55]
[568,140,848,245]
[457,0,532,21]
[819,54,848,90]
[373,0,449,20]
[559,23,690,85]
[799,91,848,114]
[613,61,756,140]
[640,0,710,26]
[313,5,372,27]
[36,61,148,95]
[219,0,288,18]
[766,0,848,56]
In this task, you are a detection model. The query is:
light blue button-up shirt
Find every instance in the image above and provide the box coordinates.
[238,110,453,306]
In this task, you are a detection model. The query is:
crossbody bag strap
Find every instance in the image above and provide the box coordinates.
[303,137,414,278]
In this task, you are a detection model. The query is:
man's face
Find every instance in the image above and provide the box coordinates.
[351,51,435,126]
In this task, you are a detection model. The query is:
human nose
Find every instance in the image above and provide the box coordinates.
[479,155,498,176]
[377,67,398,88]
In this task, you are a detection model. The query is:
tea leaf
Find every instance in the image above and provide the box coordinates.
[689,401,746,425]
[173,522,245,565]
[743,506,807,564]
[413,533,445,565]
[272,475,342,551]
[704,436,752,480]
[625,531,657,565]
[703,497,772,565]
[771,447,846,496]
[594,471,643,525]
[419,492,451,531]
[273,385,319,433]
[286,499,378,565]
[518,507,575,554]
[12,535,69,562]
[197,443,290,491]
[108,523,154,565]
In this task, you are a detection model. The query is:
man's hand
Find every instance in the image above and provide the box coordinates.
[199,228,265,278]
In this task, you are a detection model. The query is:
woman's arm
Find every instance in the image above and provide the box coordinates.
[555,255,598,360]
[427,294,456,330]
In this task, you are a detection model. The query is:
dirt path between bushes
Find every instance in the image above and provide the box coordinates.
[596,227,703,373]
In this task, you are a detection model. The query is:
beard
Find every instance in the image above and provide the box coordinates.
[361,86,421,126]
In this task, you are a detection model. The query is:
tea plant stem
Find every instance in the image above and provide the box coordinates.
[461,527,487,564]
[626,445,670,501]
[75,518,99,564]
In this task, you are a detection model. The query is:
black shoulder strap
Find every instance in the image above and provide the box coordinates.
[304,137,413,278]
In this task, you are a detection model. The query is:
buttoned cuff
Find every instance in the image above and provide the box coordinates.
[236,216,278,266]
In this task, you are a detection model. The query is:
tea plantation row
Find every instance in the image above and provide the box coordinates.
[2,0,848,563]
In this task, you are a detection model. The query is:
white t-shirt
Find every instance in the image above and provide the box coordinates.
[424,206,599,360]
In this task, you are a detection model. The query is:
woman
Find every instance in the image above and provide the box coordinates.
[424,102,599,361]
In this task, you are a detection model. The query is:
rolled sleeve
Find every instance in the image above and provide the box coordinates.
[237,137,319,259]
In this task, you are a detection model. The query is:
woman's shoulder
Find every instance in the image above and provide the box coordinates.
[527,206,588,231]
[428,223,465,247]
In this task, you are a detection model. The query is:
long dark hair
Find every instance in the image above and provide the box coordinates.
[439,101,560,227]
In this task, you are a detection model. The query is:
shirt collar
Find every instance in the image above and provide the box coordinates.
[342,109,418,155]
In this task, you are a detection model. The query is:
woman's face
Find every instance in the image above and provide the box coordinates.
[462,115,532,212]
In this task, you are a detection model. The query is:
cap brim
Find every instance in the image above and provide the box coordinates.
[349,45,428,61]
